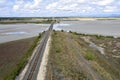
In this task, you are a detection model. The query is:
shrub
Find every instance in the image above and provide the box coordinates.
[56,48,62,53]
[61,30,64,32]
[53,30,56,32]
[54,31,57,35]
[69,31,72,33]
[85,53,96,60]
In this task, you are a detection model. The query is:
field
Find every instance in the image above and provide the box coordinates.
[0,18,53,24]
[0,20,52,24]
[45,31,120,80]
[0,37,40,80]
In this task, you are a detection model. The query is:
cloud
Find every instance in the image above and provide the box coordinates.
[13,0,42,13]
[13,0,24,11]
[46,0,95,14]
[0,0,12,7]
[46,0,119,15]
[103,6,117,12]
[13,5,19,11]
[0,0,120,17]
[0,0,5,4]
[24,0,41,9]
[92,0,114,6]
[46,2,57,10]
[46,0,86,10]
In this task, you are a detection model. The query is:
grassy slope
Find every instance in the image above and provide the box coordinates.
[46,31,87,80]
[46,31,120,80]
[88,35,120,80]
[0,36,40,80]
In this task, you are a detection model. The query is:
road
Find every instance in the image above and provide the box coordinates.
[22,23,54,80]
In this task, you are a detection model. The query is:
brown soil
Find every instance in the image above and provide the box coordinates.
[0,37,36,79]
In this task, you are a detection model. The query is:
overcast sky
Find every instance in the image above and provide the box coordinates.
[0,0,120,17]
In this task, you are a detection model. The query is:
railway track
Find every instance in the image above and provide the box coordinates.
[23,23,54,80]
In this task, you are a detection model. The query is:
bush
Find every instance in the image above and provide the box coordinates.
[56,48,61,53]
[53,30,56,32]
[85,53,96,60]
[61,30,64,32]
[54,31,57,35]
[69,31,72,33]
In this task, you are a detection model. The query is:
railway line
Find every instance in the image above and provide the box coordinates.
[22,23,54,80]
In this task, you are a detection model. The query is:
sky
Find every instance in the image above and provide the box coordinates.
[0,0,120,17]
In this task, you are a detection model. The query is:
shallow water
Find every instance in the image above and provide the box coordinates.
[1,20,120,43]
[54,20,120,37]
[0,24,50,43]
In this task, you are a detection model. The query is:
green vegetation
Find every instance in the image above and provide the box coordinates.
[0,20,52,24]
[0,32,44,80]
[69,31,115,39]
[7,33,44,80]
[0,38,36,80]
[46,31,120,80]
[93,62,113,80]
[0,18,54,24]
[46,31,87,80]
[61,29,64,32]
[85,53,96,60]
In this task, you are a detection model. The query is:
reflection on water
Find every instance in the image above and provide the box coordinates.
[53,23,70,30]
[5,32,28,35]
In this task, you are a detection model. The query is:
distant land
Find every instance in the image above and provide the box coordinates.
[0,13,120,18]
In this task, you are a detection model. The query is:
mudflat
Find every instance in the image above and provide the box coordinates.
[0,24,50,43]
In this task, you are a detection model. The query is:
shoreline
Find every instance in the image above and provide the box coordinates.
[0,36,37,44]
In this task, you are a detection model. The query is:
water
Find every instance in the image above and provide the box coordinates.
[1,20,120,43]
[0,24,50,43]
[54,20,120,37]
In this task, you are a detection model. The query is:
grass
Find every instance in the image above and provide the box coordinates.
[69,31,115,39]
[85,53,96,60]
[46,31,120,80]
[71,31,120,80]
[0,20,52,24]
[92,61,113,80]
[61,30,64,32]
[45,31,87,80]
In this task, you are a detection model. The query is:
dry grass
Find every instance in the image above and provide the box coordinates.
[74,32,120,80]
[45,31,120,80]
[45,31,86,80]
[92,61,113,80]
